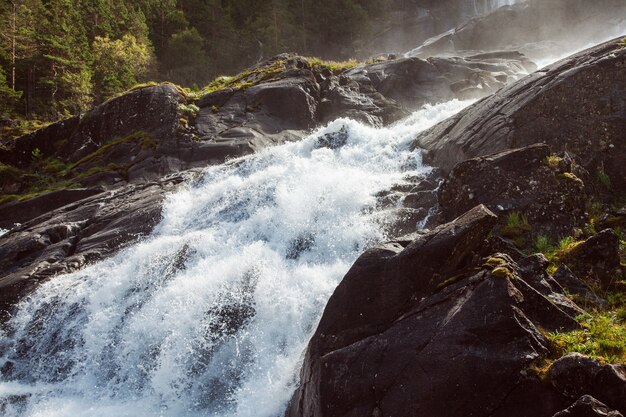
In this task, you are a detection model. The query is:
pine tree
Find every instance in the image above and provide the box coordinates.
[0,0,39,114]
[37,0,93,116]
[162,27,210,85]
[0,63,21,115]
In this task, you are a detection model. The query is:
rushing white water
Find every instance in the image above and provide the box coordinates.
[0,100,472,417]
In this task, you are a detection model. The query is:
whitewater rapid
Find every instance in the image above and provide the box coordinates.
[0,100,472,417]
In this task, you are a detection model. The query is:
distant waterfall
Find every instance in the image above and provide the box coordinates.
[471,0,520,15]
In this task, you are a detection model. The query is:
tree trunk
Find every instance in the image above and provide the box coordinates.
[11,0,17,91]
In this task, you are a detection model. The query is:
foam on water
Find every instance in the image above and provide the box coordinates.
[0,100,472,417]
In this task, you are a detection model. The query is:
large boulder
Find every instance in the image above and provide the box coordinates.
[552,395,623,417]
[549,354,626,415]
[413,37,626,200]
[286,205,583,417]
[438,143,588,238]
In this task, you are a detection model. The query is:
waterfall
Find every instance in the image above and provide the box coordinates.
[0,100,473,417]
[471,0,520,16]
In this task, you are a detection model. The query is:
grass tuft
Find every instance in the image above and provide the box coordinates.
[548,312,626,364]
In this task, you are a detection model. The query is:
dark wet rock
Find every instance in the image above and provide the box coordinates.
[553,265,607,309]
[315,126,349,149]
[548,354,626,415]
[560,229,622,290]
[413,37,626,200]
[550,354,604,400]
[438,144,588,238]
[0,189,103,230]
[286,205,584,417]
[593,365,626,415]
[0,171,192,321]
[553,395,623,417]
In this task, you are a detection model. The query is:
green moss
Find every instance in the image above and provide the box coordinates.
[128,81,160,92]
[0,119,52,141]
[0,181,82,206]
[40,157,72,176]
[492,266,515,280]
[483,257,507,269]
[545,155,563,169]
[558,172,584,187]
[70,131,156,169]
[72,163,129,181]
[0,163,24,186]
[179,103,199,118]
[555,236,584,260]
[304,57,360,74]
[620,37,626,47]
[527,358,554,381]
[436,274,466,290]
[548,312,626,364]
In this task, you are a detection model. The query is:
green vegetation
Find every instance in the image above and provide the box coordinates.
[483,257,507,269]
[545,155,563,169]
[534,234,553,255]
[70,131,156,170]
[436,274,466,291]
[0,0,397,123]
[0,130,155,206]
[548,312,626,364]
[305,57,360,73]
[597,169,612,190]
[492,266,515,280]
[179,103,200,118]
[501,211,532,247]
[558,172,584,187]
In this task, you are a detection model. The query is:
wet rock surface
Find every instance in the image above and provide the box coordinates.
[438,143,588,238]
[287,38,626,417]
[286,205,581,417]
[0,171,192,321]
[414,37,626,199]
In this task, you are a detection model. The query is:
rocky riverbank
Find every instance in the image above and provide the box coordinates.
[286,37,626,417]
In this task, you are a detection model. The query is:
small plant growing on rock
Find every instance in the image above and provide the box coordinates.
[534,234,553,256]
[545,155,563,169]
[501,211,531,240]
[596,169,612,190]
[179,103,200,118]
[558,172,584,187]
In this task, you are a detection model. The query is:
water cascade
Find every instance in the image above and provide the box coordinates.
[0,100,472,417]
